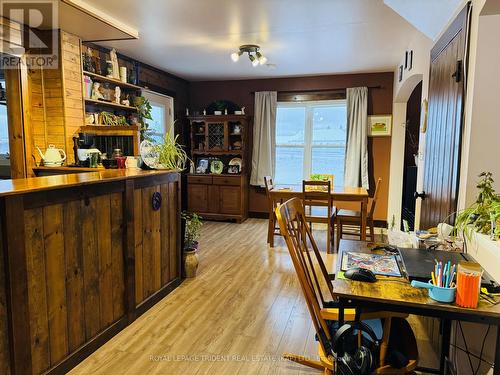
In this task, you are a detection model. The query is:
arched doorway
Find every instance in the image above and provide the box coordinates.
[401,81,422,230]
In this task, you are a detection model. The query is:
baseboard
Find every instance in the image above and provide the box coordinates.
[249,211,269,219]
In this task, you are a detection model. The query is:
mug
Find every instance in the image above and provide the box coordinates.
[116,156,127,169]
[125,156,138,169]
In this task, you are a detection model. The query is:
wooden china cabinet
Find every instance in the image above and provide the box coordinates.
[187,115,250,223]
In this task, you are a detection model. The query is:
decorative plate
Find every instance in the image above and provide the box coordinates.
[229,157,242,169]
[139,140,172,169]
[210,160,224,174]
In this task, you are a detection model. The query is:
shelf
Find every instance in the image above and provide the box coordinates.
[83,71,142,90]
[80,125,139,136]
[229,133,242,136]
[194,133,205,136]
[85,98,137,111]
[192,150,243,156]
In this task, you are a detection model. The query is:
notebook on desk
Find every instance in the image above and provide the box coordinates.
[398,247,499,291]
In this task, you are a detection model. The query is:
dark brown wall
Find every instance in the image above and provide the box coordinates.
[189,73,394,220]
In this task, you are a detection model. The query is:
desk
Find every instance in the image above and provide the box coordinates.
[332,240,500,374]
[269,185,369,241]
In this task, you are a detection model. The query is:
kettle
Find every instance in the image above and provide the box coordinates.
[36,144,66,166]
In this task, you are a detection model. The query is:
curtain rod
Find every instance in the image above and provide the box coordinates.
[250,86,382,94]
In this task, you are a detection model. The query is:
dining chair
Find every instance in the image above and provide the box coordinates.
[335,178,382,251]
[275,197,418,374]
[302,180,336,253]
[264,176,282,247]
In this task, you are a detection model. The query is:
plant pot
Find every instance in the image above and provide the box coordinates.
[183,249,199,278]
[214,111,222,115]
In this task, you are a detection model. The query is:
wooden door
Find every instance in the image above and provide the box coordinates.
[187,184,209,213]
[418,5,469,229]
[219,186,241,215]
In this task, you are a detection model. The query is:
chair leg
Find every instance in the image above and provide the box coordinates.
[267,215,273,245]
[369,221,375,242]
[326,221,331,254]
[283,353,324,371]
[336,220,342,251]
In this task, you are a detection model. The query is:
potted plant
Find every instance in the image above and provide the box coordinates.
[213,100,226,115]
[453,172,500,241]
[453,172,500,282]
[182,211,203,277]
[134,96,153,141]
[154,126,189,170]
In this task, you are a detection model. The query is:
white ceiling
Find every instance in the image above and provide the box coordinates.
[383,0,464,40]
[79,0,448,81]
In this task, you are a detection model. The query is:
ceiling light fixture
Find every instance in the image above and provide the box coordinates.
[230,44,267,67]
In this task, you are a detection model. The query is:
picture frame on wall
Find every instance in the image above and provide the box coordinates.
[368,115,392,137]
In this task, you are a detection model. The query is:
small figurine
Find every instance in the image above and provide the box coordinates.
[91,82,104,100]
[110,48,120,80]
[186,108,190,116]
[241,106,246,115]
[114,86,121,104]
[121,98,130,106]
[224,108,228,115]
[203,109,206,115]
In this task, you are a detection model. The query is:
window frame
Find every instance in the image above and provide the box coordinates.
[275,99,347,184]
[142,89,174,141]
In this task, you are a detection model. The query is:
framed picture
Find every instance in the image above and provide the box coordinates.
[368,115,392,137]
[196,158,209,174]
[227,165,240,174]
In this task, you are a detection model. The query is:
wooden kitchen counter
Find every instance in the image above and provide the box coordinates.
[0,169,182,374]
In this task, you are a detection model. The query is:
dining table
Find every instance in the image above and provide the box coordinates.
[269,184,369,242]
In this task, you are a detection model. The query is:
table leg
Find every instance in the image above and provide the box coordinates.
[440,319,451,374]
[360,198,368,241]
[495,326,500,375]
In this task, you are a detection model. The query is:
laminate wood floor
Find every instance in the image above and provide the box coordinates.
[70,219,438,375]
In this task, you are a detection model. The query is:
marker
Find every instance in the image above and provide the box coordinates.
[431,271,436,286]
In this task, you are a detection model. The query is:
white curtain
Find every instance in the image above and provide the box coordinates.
[250,91,277,186]
[344,87,369,189]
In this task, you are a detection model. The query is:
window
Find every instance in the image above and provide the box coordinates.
[0,79,8,156]
[143,90,174,143]
[275,100,347,186]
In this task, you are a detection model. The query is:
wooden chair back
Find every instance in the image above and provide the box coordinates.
[369,178,382,219]
[275,197,336,357]
[302,180,332,209]
[264,175,277,210]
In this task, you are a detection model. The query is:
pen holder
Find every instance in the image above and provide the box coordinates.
[411,280,456,303]
[456,262,481,308]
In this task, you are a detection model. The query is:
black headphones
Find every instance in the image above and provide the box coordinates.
[332,321,379,375]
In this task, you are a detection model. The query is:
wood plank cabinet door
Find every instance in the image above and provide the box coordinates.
[208,185,220,213]
[187,184,208,213]
[219,186,241,215]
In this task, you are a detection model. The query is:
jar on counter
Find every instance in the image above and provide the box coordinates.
[112,148,123,159]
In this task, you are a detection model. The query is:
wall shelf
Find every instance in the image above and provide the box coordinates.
[85,98,137,111]
[80,125,139,137]
[83,71,142,90]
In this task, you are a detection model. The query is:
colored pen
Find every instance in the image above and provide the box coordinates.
[431,271,436,286]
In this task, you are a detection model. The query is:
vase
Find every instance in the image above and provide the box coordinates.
[183,249,199,278]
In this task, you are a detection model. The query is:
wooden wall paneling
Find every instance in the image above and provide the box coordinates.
[5,67,27,178]
[134,188,144,305]
[124,180,136,321]
[61,31,84,164]
[160,183,170,285]
[3,196,32,374]
[25,208,50,374]
[63,200,86,353]
[111,192,125,321]
[152,186,161,291]
[169,181,179,281]
[96,195,114,330]
[43,204,69,365]
[0,205,10,375]
[81,197,100,339]
[141,187,154,299]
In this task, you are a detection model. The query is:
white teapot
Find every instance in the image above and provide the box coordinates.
[36,144,66,166]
